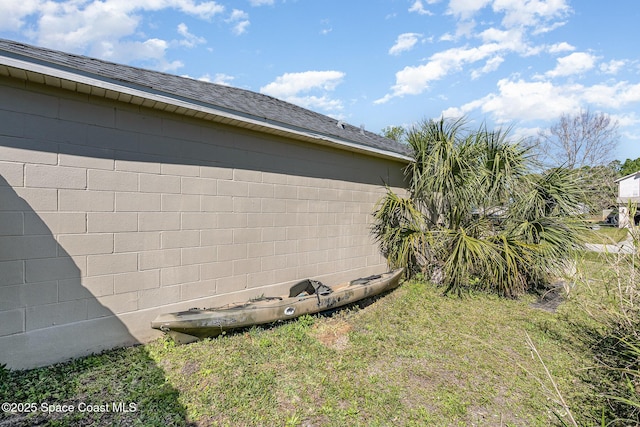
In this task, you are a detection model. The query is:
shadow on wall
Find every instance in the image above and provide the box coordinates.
[0,174,193,425]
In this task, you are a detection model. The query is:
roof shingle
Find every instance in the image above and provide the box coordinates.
[0,39,411,159]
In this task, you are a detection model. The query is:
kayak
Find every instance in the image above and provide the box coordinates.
[151,268,404,343]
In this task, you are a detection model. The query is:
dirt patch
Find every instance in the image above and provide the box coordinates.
[313,320,352,351]
[530,282,566,313]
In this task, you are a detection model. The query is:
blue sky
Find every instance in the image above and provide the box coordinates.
[1,0,639,162]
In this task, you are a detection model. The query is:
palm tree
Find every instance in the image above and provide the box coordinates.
[373,117,585,296]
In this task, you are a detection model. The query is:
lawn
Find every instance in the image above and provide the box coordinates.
[1,270,609,427]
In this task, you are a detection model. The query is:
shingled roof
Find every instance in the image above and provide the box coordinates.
[0,39,412,162]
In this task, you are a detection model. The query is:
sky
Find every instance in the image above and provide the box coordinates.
[1,0,639,161]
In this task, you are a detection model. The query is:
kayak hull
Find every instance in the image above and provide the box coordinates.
[151,268,403,341]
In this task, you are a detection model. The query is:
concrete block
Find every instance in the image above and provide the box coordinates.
[0,309,25,337]
[0,139,58,165]
[217,180,248,197]
[88,291,138,317]
[0,212,24,235]
[233,197,262,213]
[25,164,86,189]
[261,198,287,213]
[161,230,200,249]
[115,192,161,211]
[180,279,217,301]
[25,299,88,331]
[160,265,200,287]
[297,187,320,201]
[58,276,113,301]
[200,261,233,280]
[274,185,297,199]
[274,240,297,255]
[138,212,180,232]
[200,229,233,246]
[232,258,262,275]
[201,195,233,212]
[0,161,24,187]
[247,270,275,289]
[139,248,181,270]
[88,212,138,233]
[59,97,115,127]
[216,275,247,294]
[0,260,24,287]
[161,163,199,177]
[115,159,161,174]
[161,194,200,212]
[88,169,138,192]
[181,212,218,230]
[245,179,273,197]
[0,235,57,261]
[0,109,24,137]
[181,246,218,265]
[138,285,181,309]
[261,227,286,242]
[286,200,309,213]
[233,228,262,244]
[273,267,299,284]
[181,177,217,195]
[248,242,275,258]
[0,281,58,310]
[233,169,262,183]
[58,233,113,256]
[216,213,247,228]
[24,212,87,235]
[59,189,114,212]
[87,253,138,276]
[200,165,233,180]
[114,232,160,253]
[247,213,275,228]
[216,244,247,261]
[262,171,288,185]
[113,270,160,294]
[139,173,181,194]
[58,152,114,171]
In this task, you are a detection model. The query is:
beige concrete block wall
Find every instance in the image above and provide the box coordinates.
[0,76,406,369]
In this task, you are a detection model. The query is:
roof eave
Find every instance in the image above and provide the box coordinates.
[0,52,412,164]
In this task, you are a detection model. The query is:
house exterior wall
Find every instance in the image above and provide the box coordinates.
[619,174,640,199]
[0,76,406,369]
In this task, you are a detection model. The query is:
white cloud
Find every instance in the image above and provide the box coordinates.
[177,23,206,48]
[547,41,574,54]
[389,33,423,55]
[212,73,235,85]
[260,71,345,112]
[493,0,571,30]
[0,0,225,68]
[471,55,504,79]
[545,52,597,78]
[408,0,433,16]
[441,76,640,130]
[376,43,502,103]
[249,0,274,6]
[447,0,492,20]
[226,9,250,35]
[600,59,627,75]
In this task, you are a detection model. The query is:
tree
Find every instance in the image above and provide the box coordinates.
[536,109,620,212]
[537,109,620,169]
[372,117,585,297]
[620,157,640,177]
[380,125,406,143]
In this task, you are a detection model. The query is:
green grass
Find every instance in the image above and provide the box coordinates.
[1,277,607,427]
[581,225,629,244]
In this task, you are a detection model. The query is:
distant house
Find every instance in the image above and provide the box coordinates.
[615,171,640,227]
[0,39,411,369]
